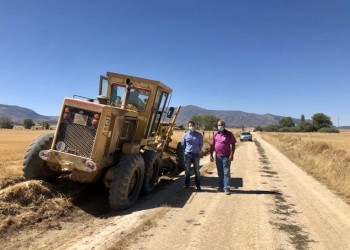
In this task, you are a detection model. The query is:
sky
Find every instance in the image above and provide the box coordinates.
[0,0,349,126]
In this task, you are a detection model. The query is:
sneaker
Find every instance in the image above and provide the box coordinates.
[196,186,202,191]
[217,188,224,192]
[224,190,231,195]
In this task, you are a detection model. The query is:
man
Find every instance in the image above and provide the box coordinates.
[210,120,236,195]
[181,121,203,191]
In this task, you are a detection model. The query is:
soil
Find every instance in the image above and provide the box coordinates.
[1,136,350,249]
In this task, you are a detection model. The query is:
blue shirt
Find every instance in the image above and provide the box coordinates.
[181,130,203,154]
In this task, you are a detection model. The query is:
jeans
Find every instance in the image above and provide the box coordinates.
[216,155,231,191]
[184,152,201,187]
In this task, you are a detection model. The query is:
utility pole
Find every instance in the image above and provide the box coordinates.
[338,116,340,128]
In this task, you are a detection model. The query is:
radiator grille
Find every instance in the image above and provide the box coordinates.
[55,107,100,158]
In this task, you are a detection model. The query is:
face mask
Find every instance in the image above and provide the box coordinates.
[189,126,195,132]
[218,126,224,132]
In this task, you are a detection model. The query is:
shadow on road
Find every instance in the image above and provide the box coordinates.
[65,159,281,218]
[198,175,281,195]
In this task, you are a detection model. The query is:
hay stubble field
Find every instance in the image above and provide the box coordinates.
[0,130,47,179]
[260,131,350,201]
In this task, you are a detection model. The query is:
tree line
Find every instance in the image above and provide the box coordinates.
[0,117,50,129]
[188,114,219,130]
[254,113,338,133]
[181,112,337,133]
[2,112,337,133]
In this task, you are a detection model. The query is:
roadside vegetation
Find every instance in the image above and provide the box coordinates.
[260,131,350,201]
[254,113,339,133]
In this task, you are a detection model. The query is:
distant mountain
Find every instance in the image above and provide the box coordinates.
[177,105,297,128]
[1,103,300,128]
[0,104,58,124]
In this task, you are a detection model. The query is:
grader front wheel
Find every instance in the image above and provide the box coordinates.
[109,154,145,211]
[23,133,58,180]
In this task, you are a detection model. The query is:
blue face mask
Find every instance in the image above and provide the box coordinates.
[218,126,224,132]
[189,126,195,132]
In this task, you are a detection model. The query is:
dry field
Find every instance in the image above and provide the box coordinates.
[0,129,48,180]
[260,131,350,201]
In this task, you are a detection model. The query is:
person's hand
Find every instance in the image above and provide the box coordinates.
[229,155,234,161]
[210,155,214,162]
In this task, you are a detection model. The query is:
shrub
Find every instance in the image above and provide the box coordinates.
[42,121,50,130]
[278,127,300,132]
[318,127,339,133]
[23,119,35,129]
[312,113,333,130]
[263,124,281,132]
[0,116,14,129]
[303,124,316,132]
[254,126,263,132]
[279,117,295,127]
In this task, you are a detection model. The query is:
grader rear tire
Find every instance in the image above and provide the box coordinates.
[141,150,160,195]
[23,133,58,180]
[109,154,145,211]
[176,142,185,172]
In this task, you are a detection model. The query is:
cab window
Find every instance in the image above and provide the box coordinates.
[110,83,125,106]
[146,89,169,137]
[100,77,108,96]
[128,87,150,111]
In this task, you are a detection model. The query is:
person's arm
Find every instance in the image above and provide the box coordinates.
[229,132,236,161]
[181,133,186,149]
[199,133,204,151]
[210,133,215,162]
[229,143,235,161]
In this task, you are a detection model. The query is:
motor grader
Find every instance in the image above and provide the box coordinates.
[23,72,183,210]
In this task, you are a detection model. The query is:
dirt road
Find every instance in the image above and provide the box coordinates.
[124,135,350,249]
[2,135,350,249]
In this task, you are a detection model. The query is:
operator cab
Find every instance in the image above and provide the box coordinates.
[99,76,150,111]
[98,72,174,140]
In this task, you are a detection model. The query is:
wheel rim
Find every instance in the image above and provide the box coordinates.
[128,168,140,197]
[148,162,158,186]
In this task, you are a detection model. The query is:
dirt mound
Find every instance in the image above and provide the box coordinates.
[0,179,75,238]
[0,176,26,189]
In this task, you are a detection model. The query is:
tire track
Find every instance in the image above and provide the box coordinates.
[255,139,315,250]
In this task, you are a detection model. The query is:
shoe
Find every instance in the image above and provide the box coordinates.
[224,190,231,195]
[196,186,202,191]
[184,186,190,190]
[217,188,224,192]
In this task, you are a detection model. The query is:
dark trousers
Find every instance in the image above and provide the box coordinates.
[184,152,201,187]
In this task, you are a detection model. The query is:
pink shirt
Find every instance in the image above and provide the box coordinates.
[212,130,236,157]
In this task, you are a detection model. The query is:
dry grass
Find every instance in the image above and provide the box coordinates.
[0,180,74,237]
[261,131,350,200]
[0,130,48,180]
